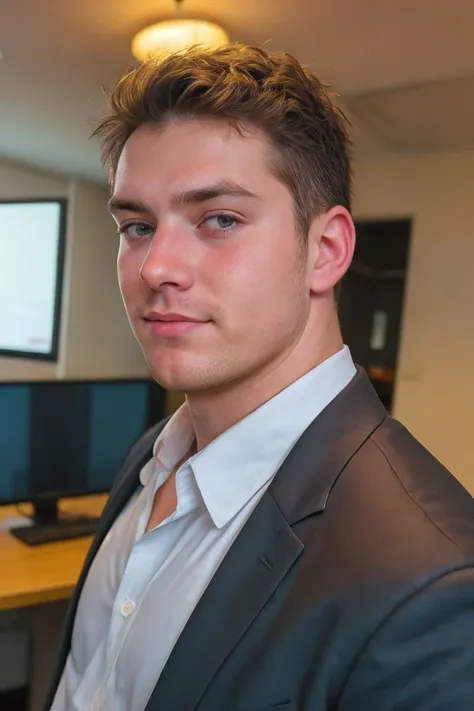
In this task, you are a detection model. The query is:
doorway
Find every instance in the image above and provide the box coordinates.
[338,219,412,412]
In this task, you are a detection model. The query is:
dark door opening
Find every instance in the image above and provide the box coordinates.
[338,219,412,412]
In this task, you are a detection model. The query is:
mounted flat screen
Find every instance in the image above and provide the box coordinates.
[0,199,66,360]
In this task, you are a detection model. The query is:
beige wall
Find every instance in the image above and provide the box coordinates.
[60,180,146,378]
[353,149,474,493]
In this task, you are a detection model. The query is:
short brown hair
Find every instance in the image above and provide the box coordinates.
[93,44,352,235]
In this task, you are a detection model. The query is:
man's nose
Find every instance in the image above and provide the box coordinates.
[139,226,194,292]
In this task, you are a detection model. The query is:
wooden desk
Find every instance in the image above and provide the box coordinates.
[0,494,107,611]
[0,495,108,710]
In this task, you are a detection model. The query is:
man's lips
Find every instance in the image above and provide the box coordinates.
[146,311,203,322]
[144,312,208,337]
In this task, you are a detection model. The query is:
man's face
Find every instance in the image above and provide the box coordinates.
[111,118,314,393]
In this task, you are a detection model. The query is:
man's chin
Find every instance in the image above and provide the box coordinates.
[145,358,202,393]
[141,342,229,393]
[147,361,226,395]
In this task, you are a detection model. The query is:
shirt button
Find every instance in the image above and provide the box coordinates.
[121,599,136,617]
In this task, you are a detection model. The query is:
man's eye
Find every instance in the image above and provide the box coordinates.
[120,223,153,239]
[204,215,239,232]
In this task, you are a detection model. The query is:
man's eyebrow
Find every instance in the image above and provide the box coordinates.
[107,181,261,216]
[107,197,151,215]
[170,181,261,209]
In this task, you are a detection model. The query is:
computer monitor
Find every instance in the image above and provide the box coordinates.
[0,378,165,524]
[0,199,67,361]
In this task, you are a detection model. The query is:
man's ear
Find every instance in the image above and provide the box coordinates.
[307,206,355,294]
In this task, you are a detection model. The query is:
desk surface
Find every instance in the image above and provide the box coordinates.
[0,494,107,611]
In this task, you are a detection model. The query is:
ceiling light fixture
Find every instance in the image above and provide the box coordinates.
[131,0,229,62]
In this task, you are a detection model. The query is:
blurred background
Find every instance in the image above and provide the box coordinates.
[1,0,474,708]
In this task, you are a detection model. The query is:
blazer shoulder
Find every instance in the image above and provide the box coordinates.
[369,417,474,559]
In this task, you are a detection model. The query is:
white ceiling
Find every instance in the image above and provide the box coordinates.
[1,0,474,182]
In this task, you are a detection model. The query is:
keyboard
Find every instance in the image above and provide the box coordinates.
[10,517,101,546]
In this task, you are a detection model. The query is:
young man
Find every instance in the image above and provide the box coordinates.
[47,45,474,710]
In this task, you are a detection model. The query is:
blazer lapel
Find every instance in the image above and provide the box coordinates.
[270,368,387,524]
[146,492,304,711]
[147,370,386,711]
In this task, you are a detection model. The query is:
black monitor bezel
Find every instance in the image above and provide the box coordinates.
[0,198,67,362]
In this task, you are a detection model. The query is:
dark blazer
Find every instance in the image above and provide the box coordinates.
[45,370,474,710]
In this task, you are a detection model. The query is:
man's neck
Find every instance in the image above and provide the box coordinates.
[186,318,344,451]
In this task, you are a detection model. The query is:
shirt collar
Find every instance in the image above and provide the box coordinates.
[142,346,356,529]
[139,405,195,488]
[193,346,356,528]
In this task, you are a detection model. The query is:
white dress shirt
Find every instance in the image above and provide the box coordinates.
[51,346,356,711]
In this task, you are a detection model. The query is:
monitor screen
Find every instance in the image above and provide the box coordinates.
[0,199,66,361]
[0,379,165,504]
